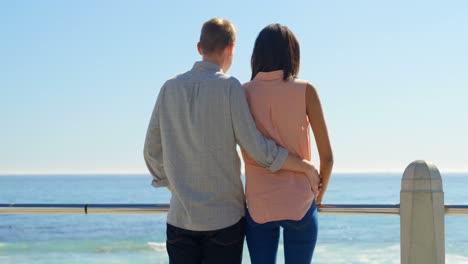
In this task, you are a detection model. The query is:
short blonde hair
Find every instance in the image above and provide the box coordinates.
[199,18,236,55]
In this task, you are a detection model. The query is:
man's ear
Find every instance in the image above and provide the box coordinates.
[197,42,203,55]
[225,43,235,56]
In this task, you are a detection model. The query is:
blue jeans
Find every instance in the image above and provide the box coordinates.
[246,202,318,264]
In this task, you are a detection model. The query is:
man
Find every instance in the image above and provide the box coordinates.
[144,18,320,264]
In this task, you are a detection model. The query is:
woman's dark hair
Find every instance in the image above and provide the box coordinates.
[251,23,300,81]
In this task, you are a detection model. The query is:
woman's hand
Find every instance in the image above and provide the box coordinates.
[304,162,321,195]
[279,156,322,195]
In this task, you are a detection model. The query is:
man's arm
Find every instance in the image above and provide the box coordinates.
[229,79,320,193]
[144,87,170,189]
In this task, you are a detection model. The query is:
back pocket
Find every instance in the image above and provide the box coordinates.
[209,218,246,246]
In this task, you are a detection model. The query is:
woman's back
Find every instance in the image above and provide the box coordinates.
[242,70,314,224]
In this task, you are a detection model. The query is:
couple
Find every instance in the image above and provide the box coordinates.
[144,18,333,264]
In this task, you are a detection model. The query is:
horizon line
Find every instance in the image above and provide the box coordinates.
[1,168,468,176]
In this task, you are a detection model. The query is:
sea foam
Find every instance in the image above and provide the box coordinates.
[147,242,166,252]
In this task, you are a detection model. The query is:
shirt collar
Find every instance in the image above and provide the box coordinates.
[254,70,284,81]
[192,60,223,73]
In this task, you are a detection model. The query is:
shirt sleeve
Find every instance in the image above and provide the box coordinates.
[229,78,288,172]
[144,86,169,188]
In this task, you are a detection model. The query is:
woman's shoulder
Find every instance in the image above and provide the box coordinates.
[286,78,313,92]
[242,80,254,88]
[242,80,262,94]
[291,78,319,93]
[290,78,313,86]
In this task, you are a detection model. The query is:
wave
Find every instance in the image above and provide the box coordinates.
[311,244,468,264]
[447,254,468,263]
[147,242,166,252]
[2,240,467,263]
[309,244,399,264]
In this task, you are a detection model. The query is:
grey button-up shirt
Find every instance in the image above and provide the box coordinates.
[144,61,288,231]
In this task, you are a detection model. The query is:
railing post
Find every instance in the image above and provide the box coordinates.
[400,160,445,264]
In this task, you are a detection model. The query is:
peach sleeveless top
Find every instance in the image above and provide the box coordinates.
[242,70,315,223]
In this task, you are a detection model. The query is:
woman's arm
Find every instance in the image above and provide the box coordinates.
[306,83,334,206]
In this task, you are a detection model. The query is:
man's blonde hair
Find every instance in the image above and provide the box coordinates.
[199,18,236,55]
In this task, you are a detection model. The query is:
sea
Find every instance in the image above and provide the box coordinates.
[1,174,467,264]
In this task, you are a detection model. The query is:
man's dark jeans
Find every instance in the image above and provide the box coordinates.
[166,217,246,264]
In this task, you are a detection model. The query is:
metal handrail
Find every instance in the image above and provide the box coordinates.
[1,203,467,215]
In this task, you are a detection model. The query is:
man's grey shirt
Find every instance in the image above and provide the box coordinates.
[144,61,288,231]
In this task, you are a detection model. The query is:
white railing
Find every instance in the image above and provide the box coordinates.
[1,203,467,215]
[0,160,464,264]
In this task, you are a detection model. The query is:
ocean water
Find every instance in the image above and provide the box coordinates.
[1,174,468,264]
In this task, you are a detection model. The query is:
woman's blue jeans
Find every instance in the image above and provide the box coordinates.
[246,201,318,264]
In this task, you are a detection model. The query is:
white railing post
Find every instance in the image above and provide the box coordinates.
[400,160,445,264]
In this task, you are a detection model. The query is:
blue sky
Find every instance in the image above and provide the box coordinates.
[1,0,467,174]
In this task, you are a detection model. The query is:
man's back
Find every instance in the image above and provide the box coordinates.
[155,61,245,231]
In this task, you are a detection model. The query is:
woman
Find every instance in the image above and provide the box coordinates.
[242,24,334,264]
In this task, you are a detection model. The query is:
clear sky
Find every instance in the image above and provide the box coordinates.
[1,0,467,174]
